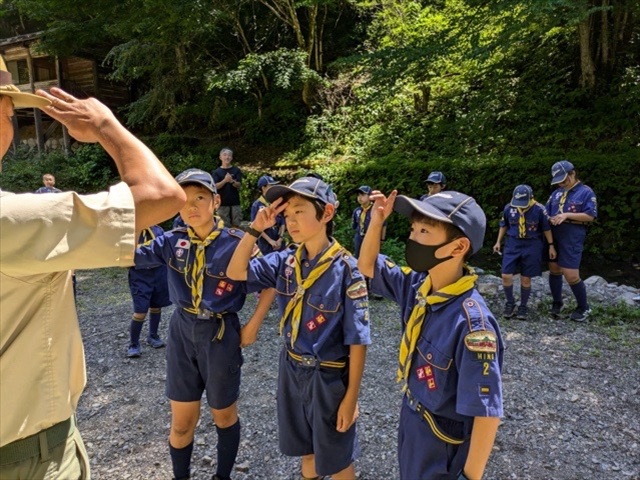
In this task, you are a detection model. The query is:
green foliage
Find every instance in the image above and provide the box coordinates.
[0,145,116,193]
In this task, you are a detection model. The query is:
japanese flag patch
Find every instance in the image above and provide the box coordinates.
[176,239,190,249]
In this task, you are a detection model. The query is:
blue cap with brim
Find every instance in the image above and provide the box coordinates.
[510,185,533,208]
[265,176,337,206]
[356,185,372,194]
[426,171,446,184]
[394,191,486,255]
[257,175,279,188]
[551,160,574,185]
[176,168,217,194]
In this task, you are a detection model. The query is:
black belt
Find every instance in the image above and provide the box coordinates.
[405,393,464,445]
[183,308,230,341]
[287,350,347,369]
[0,417,73,466]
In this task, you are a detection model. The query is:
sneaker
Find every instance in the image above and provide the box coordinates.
[127,343,141,358]
[516,305,528,320]
[550,302,564,319]
[570,307,592,323]
[503,302,517,318]
[146,334,165,349]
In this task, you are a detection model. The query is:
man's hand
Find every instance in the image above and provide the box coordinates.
[224,173,234,183]
[492,242,501,254]
[252,198,287,232]
[36,88,115,143]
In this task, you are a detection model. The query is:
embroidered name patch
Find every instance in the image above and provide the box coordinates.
[464,331,497,353]
[347,281,367,299]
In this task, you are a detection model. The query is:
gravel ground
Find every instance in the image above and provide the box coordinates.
[75,267,640,480]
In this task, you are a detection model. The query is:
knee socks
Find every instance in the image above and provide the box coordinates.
[149,310,162,337]
[520,286,531,307]
[569,279,589,310]
[215,420,241,480]
[129,318,144,345]
[503,285,514,304]
[169,441,193,480]
[549,273,564,304]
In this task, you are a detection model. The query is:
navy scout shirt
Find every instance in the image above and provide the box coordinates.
[246,242,371,362]
[135,227,247,313]
[499,202,551,240]
[371,255,504,421]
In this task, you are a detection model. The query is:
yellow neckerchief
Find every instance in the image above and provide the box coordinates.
[359,203,372,234]
[397,269,478,389]
[279,240,345,349]
[258,195,269,207]
[558,180,580,213]
[186,217,224,310]
[517,199,536,238]
[138,227,157,248]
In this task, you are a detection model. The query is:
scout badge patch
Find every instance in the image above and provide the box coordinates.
[464,330,497,353]
[347,280,367,299]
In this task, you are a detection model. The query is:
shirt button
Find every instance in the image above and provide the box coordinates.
[219,271,224,276]
[304,262,310,267]
[426,353,433,360]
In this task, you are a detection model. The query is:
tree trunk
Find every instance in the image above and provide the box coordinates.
[578,20,597,90]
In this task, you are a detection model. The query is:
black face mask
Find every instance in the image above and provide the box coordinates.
[405,238,454,273]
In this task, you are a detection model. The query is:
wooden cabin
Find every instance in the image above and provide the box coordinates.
[0,32,129,153]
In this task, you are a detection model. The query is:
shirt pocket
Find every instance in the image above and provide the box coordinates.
[168,257,187,274]
[275,274,296,297]
[306,293,341,314]
[416,341,453,407]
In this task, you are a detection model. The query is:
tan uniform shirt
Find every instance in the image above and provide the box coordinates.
[0,182,135,447]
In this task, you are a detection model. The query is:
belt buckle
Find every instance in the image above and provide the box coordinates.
[197,309,212,319]
[300,355,317,367]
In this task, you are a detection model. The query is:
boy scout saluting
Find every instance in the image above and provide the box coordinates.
[358,190,504,480]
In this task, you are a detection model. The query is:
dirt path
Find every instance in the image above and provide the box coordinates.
[75,268,640,479]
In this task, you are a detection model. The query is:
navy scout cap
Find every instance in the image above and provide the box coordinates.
[551,160,574,185]
[265,176,337,207]
[356,185,372,195]
[257,175,279,188]
[510,184,533,208]
[426,171,446,184]
[394,191,486,254]
[175,168,217,194]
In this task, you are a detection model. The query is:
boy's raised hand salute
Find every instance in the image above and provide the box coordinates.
[252,197,287,231]
[369,189,398,223]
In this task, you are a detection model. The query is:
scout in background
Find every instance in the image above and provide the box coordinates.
[358,190,504,480]
[352,185,388,258]
[227,176,371,480]
[420,171,446,200]
[493,185,556,320]
[35,173,62,193]
[135,169,275,480]
[126,225,171,358]
[546,160,598,322]
[250,175,286,254]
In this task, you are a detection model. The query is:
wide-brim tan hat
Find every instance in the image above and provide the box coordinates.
[0,56,51,109]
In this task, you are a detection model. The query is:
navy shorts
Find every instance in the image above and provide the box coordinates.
[501,237,543,278]
[276,348,359,476]
[397,399,470,480]
[547,224,587,269]
[128,266,171,313]
[165,309,243,409]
